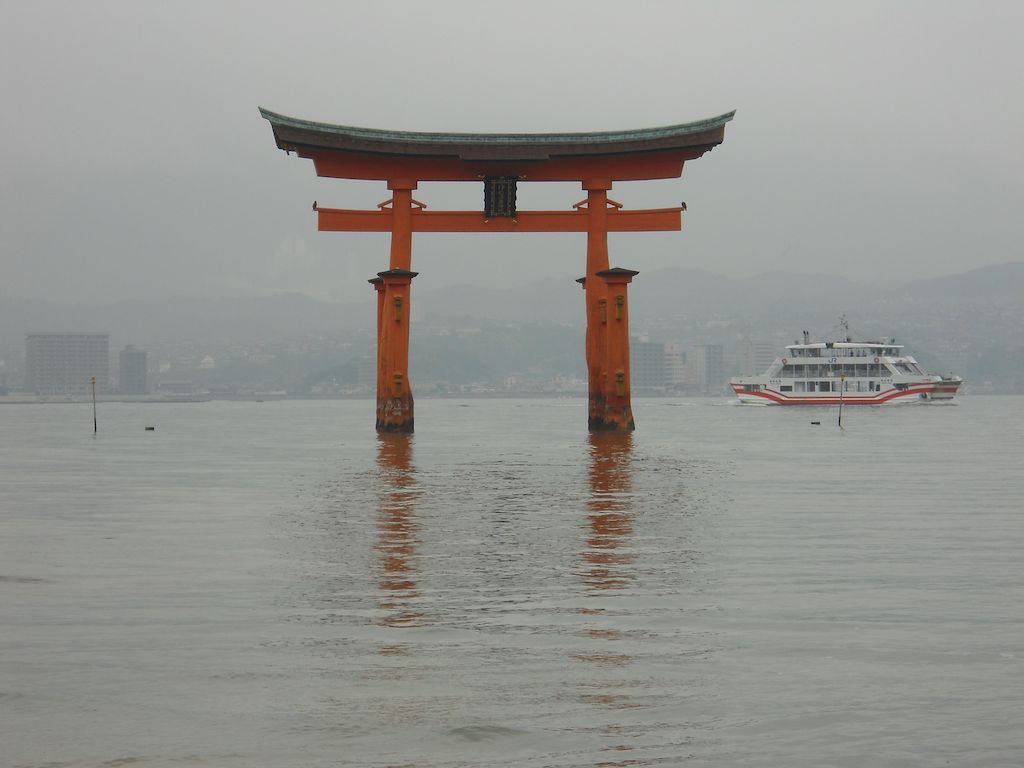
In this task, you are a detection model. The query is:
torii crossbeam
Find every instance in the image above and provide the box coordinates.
[261,107,734,432]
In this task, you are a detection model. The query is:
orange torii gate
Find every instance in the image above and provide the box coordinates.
[261,108,733,432]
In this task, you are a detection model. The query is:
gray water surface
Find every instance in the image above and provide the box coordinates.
[2,397,1022,767]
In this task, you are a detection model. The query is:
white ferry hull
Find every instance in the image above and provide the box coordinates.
[731,381,957,406]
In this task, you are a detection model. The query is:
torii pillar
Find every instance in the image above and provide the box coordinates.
[375,268,417,432]
[369,275,384,393]
[260,106,733,433]
[594,267,639,431]
[583,180,611,429]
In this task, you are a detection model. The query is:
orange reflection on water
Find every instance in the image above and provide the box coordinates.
[583,432,636,591]
[576,433,639,716]
[375,433,423,630]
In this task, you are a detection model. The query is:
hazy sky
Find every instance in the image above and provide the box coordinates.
[2,1,1022,305]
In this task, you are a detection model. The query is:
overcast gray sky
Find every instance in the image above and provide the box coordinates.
[2,0,1021,305]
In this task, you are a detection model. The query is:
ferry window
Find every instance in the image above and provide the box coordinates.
[780,385,793,392]
[819,381,832,392]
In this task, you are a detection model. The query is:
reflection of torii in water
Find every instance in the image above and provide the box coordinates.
[374,434,423,634]
[582,432,636,592]
[574,432,637,715]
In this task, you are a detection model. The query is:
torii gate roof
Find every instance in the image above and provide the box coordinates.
[260,107,734,181]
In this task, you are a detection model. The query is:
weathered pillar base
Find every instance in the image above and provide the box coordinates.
[587,391,605,432]
[588,407,635,432]
[589,394,636,432]
[376,396,415,433]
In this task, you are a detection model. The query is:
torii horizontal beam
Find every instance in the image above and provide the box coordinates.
[317,206,683,233]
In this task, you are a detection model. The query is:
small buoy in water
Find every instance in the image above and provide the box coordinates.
[145,426,155,431]
[810,421,820,425]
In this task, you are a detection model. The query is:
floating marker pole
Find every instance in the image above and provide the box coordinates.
[91,376,97,434]
[838,374,845,429]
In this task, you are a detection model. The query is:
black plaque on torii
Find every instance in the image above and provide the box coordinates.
[483,176,518,218]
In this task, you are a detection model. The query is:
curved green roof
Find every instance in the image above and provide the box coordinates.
[260,107,734,146]
[259,107,734,161]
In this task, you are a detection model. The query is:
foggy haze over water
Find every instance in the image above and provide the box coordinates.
[2,1,1023,307]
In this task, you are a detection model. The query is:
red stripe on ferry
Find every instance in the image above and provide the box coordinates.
[732,386,934,404]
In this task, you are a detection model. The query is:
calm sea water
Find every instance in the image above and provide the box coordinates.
[2,397,1022,767]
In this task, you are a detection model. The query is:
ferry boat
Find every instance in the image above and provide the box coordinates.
[730,323,962,405]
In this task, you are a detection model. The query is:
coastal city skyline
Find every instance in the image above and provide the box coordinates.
[3,261,1021,398]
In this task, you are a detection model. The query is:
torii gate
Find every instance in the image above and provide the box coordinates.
[261,108,733,432]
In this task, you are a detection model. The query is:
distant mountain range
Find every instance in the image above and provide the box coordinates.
[402,262,1024,326]
[2,262,1021,349]
[881,262,1024,302]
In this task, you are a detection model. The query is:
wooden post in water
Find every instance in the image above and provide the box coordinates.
[91,375,97,434]
[838,374,845,429]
